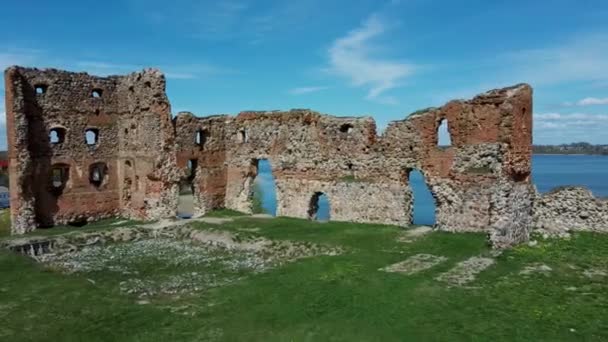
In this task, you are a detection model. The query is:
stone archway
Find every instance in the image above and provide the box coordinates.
[307,191,330,221]
[406,169,436,226]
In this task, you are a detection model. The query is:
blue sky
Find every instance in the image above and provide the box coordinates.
[1,0,608,148]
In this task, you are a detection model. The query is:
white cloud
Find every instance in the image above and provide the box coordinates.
[326,13,417,104]
[533,112,608,143]
[535,112,608,121]
[288,86,328,95]
[577,97,608,106]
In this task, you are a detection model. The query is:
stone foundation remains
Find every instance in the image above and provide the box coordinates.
[4,66,604,247]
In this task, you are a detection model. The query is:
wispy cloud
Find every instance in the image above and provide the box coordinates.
[535,112,608,129]
[534,111,608,143]
[326,13,417,104]
[132,0,319,44]
[576,97,608,106]
[288,86,328,95]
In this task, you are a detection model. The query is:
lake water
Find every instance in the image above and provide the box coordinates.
[253,155,608,225]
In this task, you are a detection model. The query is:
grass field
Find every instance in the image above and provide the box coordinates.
[1,214,607,341]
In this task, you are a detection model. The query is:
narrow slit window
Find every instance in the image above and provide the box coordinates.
[239,129,248,143]
[195,129,207,147]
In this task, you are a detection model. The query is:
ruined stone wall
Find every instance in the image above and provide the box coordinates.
[5,66,541,248]
[174,113,230,215]
[4,67,174,233]
[533,187,608,234]
[218,111,409,225]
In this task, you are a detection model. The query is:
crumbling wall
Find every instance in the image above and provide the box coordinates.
[174,113,230,215]
[220,111,409,225]
[4,67,175,233]
[533,187,608,234]
[5,66,541,248]
[379,84,534,246]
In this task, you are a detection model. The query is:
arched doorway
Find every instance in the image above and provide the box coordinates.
[308,192,330,221]
[407,169,436,226]
[250,159,278,216]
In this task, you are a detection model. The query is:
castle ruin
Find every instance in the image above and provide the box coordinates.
[5,66,607,247]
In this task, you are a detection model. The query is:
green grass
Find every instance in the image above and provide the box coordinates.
[203,208,247,218]
[0,217,143,241]
[1,215,608,341]
[0,209,10,237]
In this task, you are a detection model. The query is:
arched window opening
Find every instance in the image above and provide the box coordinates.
[89,162,108,188]
[239,128,249,143]
[49,127,66,144]
[250,158,278,216]
[50,164,70,195]
[308,192,330,221]
[85,128,99,145]
[339,123,354,133]
[91,89,102,98]
[35,84,47,95]
[195,129,207,147]
[407,169,436,226]
[437,119,452,147]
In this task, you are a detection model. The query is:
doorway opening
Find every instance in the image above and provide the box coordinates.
[250,159,278,216]
[177,159,197,219]
[308,192,330,221]
[407,169,436,226]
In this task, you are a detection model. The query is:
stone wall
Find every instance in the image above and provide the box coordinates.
[533,187,608,234]
[4,67,175,233]
[5,66,542,247]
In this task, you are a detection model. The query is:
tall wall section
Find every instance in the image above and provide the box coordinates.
[4,67,175,234]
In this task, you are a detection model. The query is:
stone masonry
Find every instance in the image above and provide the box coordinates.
[5,66,601,247]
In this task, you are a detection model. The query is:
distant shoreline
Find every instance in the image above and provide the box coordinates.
[533,153,608,156]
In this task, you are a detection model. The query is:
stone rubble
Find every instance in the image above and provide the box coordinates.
[435,256,495,286]
[380,254,447,274]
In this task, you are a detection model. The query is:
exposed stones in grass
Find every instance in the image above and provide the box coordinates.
[582,268,607,279]
[396,226,433,243]
[436,256,495,286]
[520,263,552,276]
[380,254,447,275]
[36,228,342,299]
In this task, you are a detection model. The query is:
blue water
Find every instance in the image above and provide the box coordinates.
[254,155,608,224]
[531,155,608,197]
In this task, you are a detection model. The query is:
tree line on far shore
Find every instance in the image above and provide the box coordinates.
[533,142,608,155]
